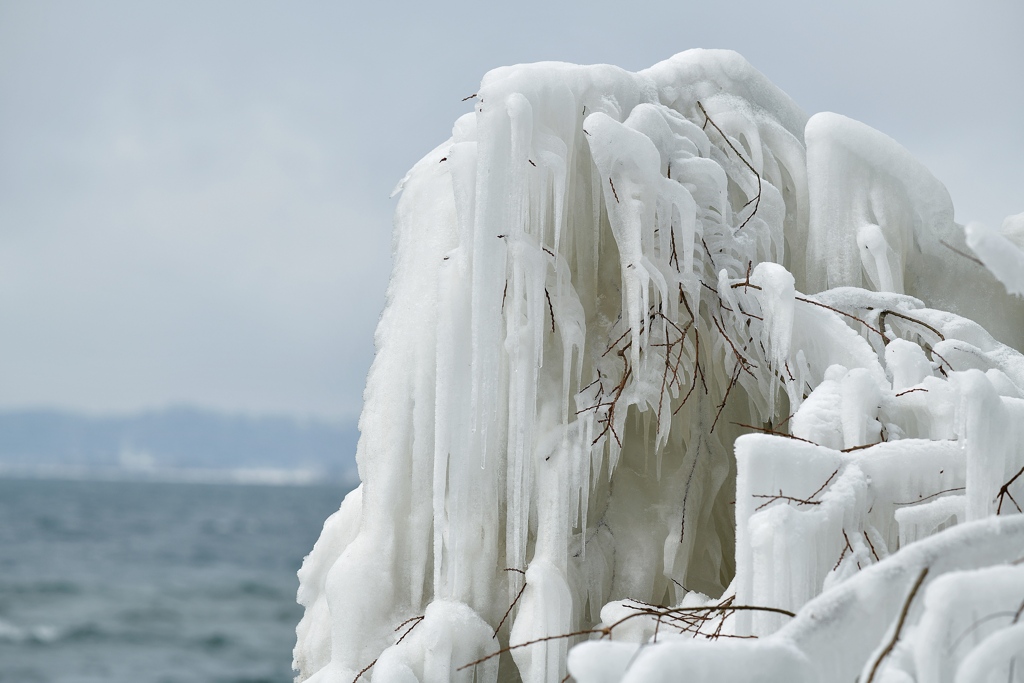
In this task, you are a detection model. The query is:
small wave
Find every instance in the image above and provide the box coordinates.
[0,580,81,596]
[193,632,234,652]
[29,621,171,646]
[196,580,289,601]
[62,621,111,643]
[0,619,150,646]
[117,604,183,625]
[0,618,61,644]
[0,618,129,646]
[237,581,285,599]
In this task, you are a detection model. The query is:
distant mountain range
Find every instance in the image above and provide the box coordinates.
[0,407,359,485]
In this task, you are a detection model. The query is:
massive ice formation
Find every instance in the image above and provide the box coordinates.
[295,50,1024,683]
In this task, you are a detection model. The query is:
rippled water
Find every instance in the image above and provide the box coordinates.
[0,478,346,683]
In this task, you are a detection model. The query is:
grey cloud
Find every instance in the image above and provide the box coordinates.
[0,0,1019,418]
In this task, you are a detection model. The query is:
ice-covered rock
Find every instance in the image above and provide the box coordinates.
[295,49,1024,683]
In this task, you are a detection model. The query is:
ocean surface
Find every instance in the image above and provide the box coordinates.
[0,477,348,683]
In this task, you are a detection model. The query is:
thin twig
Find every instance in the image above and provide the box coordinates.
[710,363,741,433]
[712,315,757,377]
[700,237,719,274]
[878,309,945,345]
[495,583,528,637]
[864,567,930,683]
[458,598,798,671]
[939,239,984,266]
[996,466,1024,514]
[798,296,885,338]
[457,629,607,671]
[894,487,966,506]
[395,616,424,645]
[730,283,888,341]
[352,658,378,683]
[731,422,816,445]
[754,491,822,512]
[620,602,796,619]
[394,615,424,632]
[603,328,631,356]
[833,530,854,572]
[950,610,1020,652]
[669,226,680,270]
[545,288,555,334]
[842,442,883,453]
[808,469,840,501]
[929,348,953,376]
[696,101,761,232]
[679,291,708,395]
[863,531,881,563]
[354,615,426,681]
[752,469,837,512]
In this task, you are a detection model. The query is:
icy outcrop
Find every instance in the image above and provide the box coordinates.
[568,516,1024,683]
[295,50,1024,683]
[966,214,1024,298]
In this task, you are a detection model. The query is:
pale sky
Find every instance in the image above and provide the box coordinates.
[1,0,1021,420]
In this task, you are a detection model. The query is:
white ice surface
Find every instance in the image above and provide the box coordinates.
[295,49,1024,683]
[965,219,1024,297]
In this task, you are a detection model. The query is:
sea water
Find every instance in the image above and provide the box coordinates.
[0,477,346,683]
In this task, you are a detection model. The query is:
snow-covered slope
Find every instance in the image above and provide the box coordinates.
[294,50,1024,683]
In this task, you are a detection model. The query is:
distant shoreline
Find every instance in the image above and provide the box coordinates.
[0,407,359,488]
[0,464,357,488]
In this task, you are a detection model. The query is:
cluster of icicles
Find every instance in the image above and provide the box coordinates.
[295,50,1024,683]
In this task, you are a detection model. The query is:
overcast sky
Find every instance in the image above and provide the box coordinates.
[1,0,1021,420]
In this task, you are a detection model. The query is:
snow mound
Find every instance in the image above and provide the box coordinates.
[294,49,1024,683]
